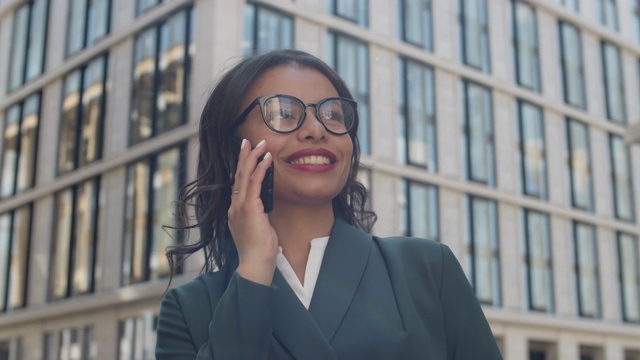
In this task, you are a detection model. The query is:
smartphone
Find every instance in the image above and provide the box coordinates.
[230,137,274,213]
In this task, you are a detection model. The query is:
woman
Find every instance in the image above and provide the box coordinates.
[156,49,502,359]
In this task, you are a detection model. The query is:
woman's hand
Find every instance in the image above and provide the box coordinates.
[228,139,278,286]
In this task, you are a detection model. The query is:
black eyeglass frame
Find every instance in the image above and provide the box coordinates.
[232,94,358,135]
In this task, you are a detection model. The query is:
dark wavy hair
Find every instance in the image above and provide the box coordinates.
[166,49,377,276]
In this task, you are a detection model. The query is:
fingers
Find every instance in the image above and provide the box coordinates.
[231,138,272,208]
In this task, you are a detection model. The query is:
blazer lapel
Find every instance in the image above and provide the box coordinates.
[271,269,338,359]
[309,219,372,342]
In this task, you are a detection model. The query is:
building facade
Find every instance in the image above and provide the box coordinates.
[0,0,639,359]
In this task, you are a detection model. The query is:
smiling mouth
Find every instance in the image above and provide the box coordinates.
[289,156,333,165]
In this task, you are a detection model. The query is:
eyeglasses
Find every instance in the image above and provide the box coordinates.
[233,94,357,135]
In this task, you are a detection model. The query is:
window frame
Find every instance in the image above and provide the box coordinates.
[49,178,101,301]
[601,41,626,124]
[573,221,601,318]
[57,54,109,175]
[617,233,640,323]
[399,0,433,51]
[0,205,32,313]
[65,0,112,57]
[243,2,294,55]
[400,58,437,170]
[329,0,368,26]
[404,179,439,242]
[459,0,491,73]
[121,146,186,286]
[566,118,594,212]
[523,209,554,313]
[609,134,635,222]
[462,80,495,186]
[511,0,541,93]
[517,99,548,199]
[467,195,501,306]
[558,21,587,110]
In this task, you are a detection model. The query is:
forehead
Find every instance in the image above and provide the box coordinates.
[242,66,339,108]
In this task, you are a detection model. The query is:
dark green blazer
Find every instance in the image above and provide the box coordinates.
[156,219,502,359]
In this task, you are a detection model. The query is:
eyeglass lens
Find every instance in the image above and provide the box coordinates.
[261,96,354,134]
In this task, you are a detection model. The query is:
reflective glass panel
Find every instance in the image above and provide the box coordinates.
[610,135,634,221]
[131,28,157,144]
[525,210,553,312]
[567,119,592,211]
[519,101,547,198]
[401,0,432,50]
[513,1,540,92]
[460,0,490,73]
[58,70,82,173]
[157,12,187,134]
[464,81,494,186]
[0,213,11,311]
[123,160,150,285]
[52,189,73,299]
[574,222,599,317]
[72,179,99,295]
[1,105,21,198]
[8,6,29,91]
[469,196,500,306]
[618,233,640,322]
[16,94,40,194]
[407,181,438,241]
[25,0,49,82]
[559,22,585,109]
[6,207,30,310]
[66,0,87,55]
[79,56,106,167]
[602,42,625,124]
[403,60,436,170]
[150,148,180,280]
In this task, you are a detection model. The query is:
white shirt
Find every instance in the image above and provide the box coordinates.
[276,236,329,310]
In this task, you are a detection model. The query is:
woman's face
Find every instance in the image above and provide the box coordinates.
[235,65,354,209]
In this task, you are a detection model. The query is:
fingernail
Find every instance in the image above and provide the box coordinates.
[240,139,247,149]
[263,152,271,160]
[256,140,266,148]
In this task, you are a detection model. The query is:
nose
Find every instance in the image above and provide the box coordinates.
[296,105,327,141]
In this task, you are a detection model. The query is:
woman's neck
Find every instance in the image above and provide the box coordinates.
[268,202,334,276]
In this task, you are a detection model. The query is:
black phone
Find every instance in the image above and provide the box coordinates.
[230,137,274,213]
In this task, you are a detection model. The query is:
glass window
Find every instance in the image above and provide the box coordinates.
[0,338,22,360]
[66,0,111,56]
[566,119,593,211]
[8,0,49,92]
[357,167,372,210]
[463,80,495,186]
[574,222,600,317]
[399,59,436,170]
[557,0,579,11]
[610,135,635,221]
[45,326,97,360]
[137,0,163,15]
[597,0,618,31]
[399,0,432,51]
[518,100,547,199]
[0,93,40,199]
[512,0,540,92]
[243,3,293,55]
[467,196,500,306]
[117,312,157,360]
[399,180,439,241]
[0,205,32,313]
[559,22,586,110]
[459,0,490,73]
[601,42,626,124]
[58,55,108,174]
[50,179,101,300]
[122,147,183,285]
[618,233,640,323]
[329,0,368,26]
[327,32,370,154]
[524,209,553,312]
[131,9,193,145]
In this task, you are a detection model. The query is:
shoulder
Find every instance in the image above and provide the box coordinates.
[165,257,238,309]
[373,235,447,265]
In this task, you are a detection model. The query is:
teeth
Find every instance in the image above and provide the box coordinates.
[290,156,331,165]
